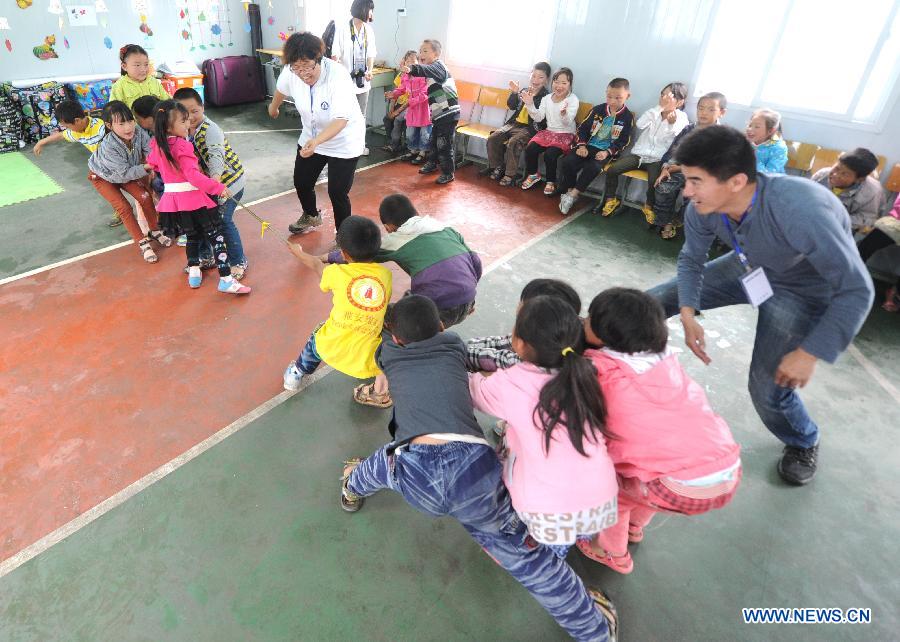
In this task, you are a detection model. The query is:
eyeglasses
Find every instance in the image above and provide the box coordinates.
[289,61,318,76]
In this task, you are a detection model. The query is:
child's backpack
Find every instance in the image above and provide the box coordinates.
[322,20,336,59]
[0,92,22,153]
[2,81,68,144]
[66,78,114,112]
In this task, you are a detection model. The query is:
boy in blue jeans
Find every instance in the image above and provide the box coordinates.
[341,295,618,642]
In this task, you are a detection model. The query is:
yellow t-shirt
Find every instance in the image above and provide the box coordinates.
[515,104,529,125]
[314,262,393,378]
[109,75,171,108]
[62,117,105,152]
[392,73,409,106]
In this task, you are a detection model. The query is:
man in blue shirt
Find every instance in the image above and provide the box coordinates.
[647,126,874,485]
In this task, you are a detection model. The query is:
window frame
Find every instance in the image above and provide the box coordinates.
[445,0,559,76]
[690,0,900,132]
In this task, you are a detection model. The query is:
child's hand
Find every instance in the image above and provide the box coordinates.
[220,186,232,200]
[400,64,411,74]
[289,243,307,260]
[143,163,153,172]
[268,102,280,119]
[522,89,534,106]
[575,146,589,158]
[560,104,568,117]
[33,141,45,156]
[508,80,520,93]
[594,150,609,161]
[665,110,677,124]
[655,167,671,186]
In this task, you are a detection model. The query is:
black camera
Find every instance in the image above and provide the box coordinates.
[351,69,366,88]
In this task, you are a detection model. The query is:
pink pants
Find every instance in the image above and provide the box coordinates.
[596,470,741,554]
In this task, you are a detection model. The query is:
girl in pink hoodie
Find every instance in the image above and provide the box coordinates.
[579,288,741,574]
[469,296,619,552]
[386,51,432,164]
[148,100,250,294]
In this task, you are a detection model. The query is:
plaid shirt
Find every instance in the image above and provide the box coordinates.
[465,335,521,372]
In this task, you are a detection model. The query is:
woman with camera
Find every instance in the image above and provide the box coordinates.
[269,32,365,235]
[331,0,376,155]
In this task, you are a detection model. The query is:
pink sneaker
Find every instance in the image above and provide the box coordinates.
[218,278,251,295]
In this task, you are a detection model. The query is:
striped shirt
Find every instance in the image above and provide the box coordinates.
[191,117,245,193]
[63,117,105,153]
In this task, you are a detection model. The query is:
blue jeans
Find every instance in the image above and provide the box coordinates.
[406,124,433,153]
[294,326,322,374]
[348,442,611,642]
[647,251,826,449]
[200,188,246,265]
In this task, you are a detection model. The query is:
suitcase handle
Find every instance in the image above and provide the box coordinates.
[219,59,229,81]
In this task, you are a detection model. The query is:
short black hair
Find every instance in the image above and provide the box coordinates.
[700,91,727,110]
[389,295,442,344]
[350,0,374,21]
[533,61,551,77]
[379,193,418,227]
[131,95,160,119]
[54,100,85,124]
[101,100,135,126]
[675,125,757,183]
[664,81,687,102]
[520,278,581,315]
[283,32,325,65]
[608,77,630,90]
[337,215,381,261]
[588,288,668,354]
[838,148,879,178]
[173,87,203,106]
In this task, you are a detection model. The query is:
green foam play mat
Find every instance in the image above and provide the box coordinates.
[0,152,64,208]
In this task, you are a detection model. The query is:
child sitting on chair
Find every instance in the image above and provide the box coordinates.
[284,216,393,408]
[381,51,413,155]
[811,148,884,234]
[557,78,634,215]
[592,82,688,222]
[483,62,551,186]
[746,108,788,174]
[341,295,619,642]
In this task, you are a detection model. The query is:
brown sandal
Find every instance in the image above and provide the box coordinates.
[352,383,393,408]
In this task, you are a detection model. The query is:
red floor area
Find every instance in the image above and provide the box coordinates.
[0,162,568,562]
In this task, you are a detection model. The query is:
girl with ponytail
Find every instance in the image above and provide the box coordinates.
[468,295,618,552]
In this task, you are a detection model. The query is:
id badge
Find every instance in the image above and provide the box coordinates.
[740,267,774,308]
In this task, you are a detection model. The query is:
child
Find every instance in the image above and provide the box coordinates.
[557,78,634,215]
[592,82,688,221]
[341,295,619,642]
[130,95,159,133]
[401,39,459,184]
[483,62,551,186]
[388,51,432,164]
[283,216,392,404]
[857,193,900,312]
[746,108,787,174]
[465,278,581,373]
[33,100,105,156]
[653,91,727,239]
[811,148,884,234]
[520,68,579,195]
[578,288,741,574]
[468,296,619,551]
[381,51,414,155]
[87,100,171,261]
[110,44,171,109]
[147,100,250,294]
[175,87,250,279]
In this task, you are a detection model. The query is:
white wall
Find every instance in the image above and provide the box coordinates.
[391,0,900,174]
[0,0,258,83]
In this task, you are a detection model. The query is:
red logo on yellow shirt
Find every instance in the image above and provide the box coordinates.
[346,275,387,311]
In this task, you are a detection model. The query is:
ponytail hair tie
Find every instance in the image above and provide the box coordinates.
[561,347,574,357]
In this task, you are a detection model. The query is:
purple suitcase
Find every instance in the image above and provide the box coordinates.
[202,56,266,107]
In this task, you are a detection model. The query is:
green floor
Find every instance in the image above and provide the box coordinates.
[0,103,395,280]
[2,211,898,641]
[2,105,899,640]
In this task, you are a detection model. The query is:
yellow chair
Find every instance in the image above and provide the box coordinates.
[809,148,843,175]
[875,155,887,178]
[575,101,594,126]
[454,80,481,130]
[785,140,820,174]
[885,163,900,193]
[456,86,512,166]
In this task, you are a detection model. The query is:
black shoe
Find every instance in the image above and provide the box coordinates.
[435,174,455,185]
[418,163,439,174]
[777,444,818,485]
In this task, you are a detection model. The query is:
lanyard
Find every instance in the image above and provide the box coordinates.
[720,189,757,273]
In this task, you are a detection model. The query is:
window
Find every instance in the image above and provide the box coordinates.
[447,0,557,72]
[304,0,353,38]
[693,0,900,126]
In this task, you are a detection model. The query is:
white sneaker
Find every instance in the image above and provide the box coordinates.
[283,362,304,391]
[362,147,370,156]
[559,193,576,215]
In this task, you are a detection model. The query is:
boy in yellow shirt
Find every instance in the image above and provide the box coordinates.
[284,216,393,407]
[32,100,105,155]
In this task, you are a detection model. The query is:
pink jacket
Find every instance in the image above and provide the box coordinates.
[147,136,225,213]
[390,73,431,128]
[469,362,618,515]
[587,349,740,482]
